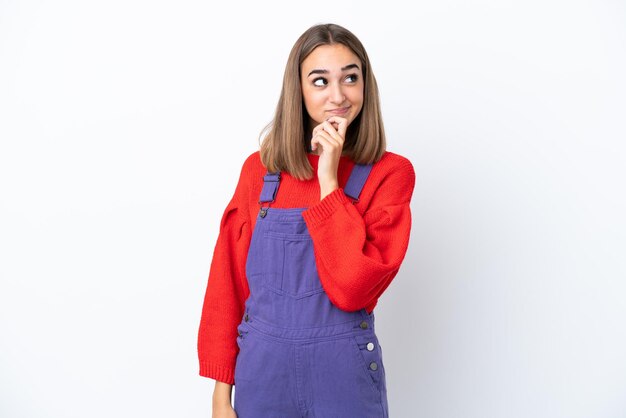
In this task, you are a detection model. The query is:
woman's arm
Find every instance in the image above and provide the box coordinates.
[198,154,254,384]
[212,381,237,417]
[302,155,416,312]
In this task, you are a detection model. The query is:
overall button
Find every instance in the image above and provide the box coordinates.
[366,342,375,351]
[244,314,249,322]
[369,362,378,371]
[360,321,369,330]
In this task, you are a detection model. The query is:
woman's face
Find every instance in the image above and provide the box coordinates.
[300,43,364,130]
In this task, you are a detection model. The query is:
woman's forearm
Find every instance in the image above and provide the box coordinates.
[212,381,233,406]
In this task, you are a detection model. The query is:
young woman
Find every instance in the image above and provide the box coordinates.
[198,23,415,417]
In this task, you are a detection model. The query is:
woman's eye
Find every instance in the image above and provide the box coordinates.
[313,78,327,87]
[345,74,358,83]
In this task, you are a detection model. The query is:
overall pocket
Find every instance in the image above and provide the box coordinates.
[234,322,253,383]
[244,228,285,293]
[350,332,387,398]
[257,231,324,298]
[235,321,249,349]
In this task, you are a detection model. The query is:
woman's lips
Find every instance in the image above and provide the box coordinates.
[327,106,350,115]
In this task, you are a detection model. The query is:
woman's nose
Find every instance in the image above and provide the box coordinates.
[329,83,345,104]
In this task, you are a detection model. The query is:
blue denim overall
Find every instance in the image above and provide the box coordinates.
[233,163,389,418]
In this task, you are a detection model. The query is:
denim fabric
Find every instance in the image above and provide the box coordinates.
[234,168,388,418]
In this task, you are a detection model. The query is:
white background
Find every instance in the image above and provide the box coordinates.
[1,1,625,417]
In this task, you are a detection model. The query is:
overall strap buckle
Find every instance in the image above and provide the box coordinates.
[258,171,281,217]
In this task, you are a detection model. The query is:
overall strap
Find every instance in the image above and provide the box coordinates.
[344,163,373,203]
[259,171,281,204]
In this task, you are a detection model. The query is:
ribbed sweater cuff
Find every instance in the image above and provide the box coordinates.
[199,361,235,385]
[302,187,350,227]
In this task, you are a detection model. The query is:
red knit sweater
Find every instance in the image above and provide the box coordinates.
[197,150,415,384]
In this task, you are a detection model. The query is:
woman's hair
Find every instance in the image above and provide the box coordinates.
[259,23,386,180]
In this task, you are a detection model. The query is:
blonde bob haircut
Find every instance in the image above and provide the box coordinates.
[259,23,386,181]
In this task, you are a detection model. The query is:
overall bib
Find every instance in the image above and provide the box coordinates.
[234,163,389,418]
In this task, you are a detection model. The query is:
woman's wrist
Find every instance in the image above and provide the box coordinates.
[212,381,233,405]
[320,178,339,200]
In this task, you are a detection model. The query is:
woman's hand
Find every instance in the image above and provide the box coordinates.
[212,381,237,418]
[310,116,348,199]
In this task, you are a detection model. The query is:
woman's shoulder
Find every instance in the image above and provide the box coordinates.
[363,151,415,204]
[228,151,265,194]
[238,150,266,175]
[374,150,415,176]
[242,150,262,168]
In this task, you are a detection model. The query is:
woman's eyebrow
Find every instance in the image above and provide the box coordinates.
[307,63,360,77]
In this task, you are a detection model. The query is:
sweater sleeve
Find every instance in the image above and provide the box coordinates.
[301,158,415,313]
[197,157,252,384]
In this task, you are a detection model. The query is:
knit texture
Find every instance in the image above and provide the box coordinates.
[197,150,415,384]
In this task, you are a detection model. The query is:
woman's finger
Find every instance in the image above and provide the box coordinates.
[311,130,341,153]
[317,129,341,147]
[321,121,344,145]
[325,116,348,139]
